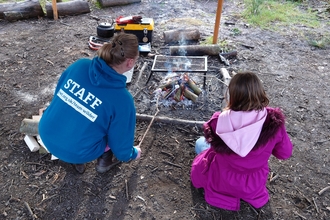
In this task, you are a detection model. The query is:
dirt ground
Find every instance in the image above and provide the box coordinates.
[1,0,330,219]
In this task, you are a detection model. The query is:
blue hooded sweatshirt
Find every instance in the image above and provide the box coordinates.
[39,57,138,163]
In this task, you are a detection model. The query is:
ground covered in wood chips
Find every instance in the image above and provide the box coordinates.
[1,0,330,219]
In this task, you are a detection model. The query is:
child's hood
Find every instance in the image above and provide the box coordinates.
[215,108,267,157]
[89,57,127,88]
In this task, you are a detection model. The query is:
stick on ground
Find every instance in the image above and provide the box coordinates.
[125,179,129,200]
[136,94,160,148]
[318,185,330,195]
[24,201,37,219]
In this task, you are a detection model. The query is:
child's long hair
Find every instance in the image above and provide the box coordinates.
[225,71,269,111]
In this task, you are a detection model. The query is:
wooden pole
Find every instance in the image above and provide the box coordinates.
[212,0,224,44]
[19,114,205,136]
[52,0,58,20]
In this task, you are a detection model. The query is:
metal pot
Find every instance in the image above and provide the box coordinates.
[97,22,114,38]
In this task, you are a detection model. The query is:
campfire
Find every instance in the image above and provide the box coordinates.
[155,72,202,103]
[151,55,207,104]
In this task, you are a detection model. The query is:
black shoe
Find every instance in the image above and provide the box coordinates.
[96,150,117,173]
[72,164,85,174]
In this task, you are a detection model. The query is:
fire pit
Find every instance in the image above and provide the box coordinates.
[150,55,208,104]
[154,72,202,103]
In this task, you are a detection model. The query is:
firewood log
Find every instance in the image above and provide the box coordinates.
[98,0,141,8]
[0,0,90,21]
[170,45,221,56]
[174,85,183,102]
[184,73,202,95]
[163,28,200,44]
[220,68,231,85]
[183,88,198,102]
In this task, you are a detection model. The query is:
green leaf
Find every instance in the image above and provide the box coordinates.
[39,0,47,15]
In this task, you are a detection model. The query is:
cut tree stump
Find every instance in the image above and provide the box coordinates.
[98,0,141,8]
[0,0,90,21]
[163,28,201,44]
[170,44,221,56]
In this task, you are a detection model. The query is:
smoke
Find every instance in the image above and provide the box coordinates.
[153,28,203,106]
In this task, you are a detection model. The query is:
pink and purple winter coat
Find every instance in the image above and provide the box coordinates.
[190,107,293,211]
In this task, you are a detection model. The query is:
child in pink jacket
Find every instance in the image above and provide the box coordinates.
[190,71,293,211]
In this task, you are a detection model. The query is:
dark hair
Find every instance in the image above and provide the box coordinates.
[225,71,269,111]
[97,33,139,66]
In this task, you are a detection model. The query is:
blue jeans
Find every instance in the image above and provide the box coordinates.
[195,137,211,154]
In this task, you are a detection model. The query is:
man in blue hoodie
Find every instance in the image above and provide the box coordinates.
[39,33,141,174]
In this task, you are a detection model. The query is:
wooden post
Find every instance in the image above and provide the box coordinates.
[52,0,58,20]
[212,0,224,44]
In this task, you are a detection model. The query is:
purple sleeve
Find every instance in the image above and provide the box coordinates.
[272,124,293,160]
[203,112,221,143]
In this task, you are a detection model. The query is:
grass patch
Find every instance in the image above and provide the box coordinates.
[200,36,214,45]
[242,0,320,29]
[307,36,330,49]
[200,37,233,52]
[242,0,330,48]
[93,0,102,9]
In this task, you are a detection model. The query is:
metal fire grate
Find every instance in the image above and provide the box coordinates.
[151,55,207,72]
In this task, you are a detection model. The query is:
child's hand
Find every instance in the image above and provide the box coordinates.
[135,146,141,159]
